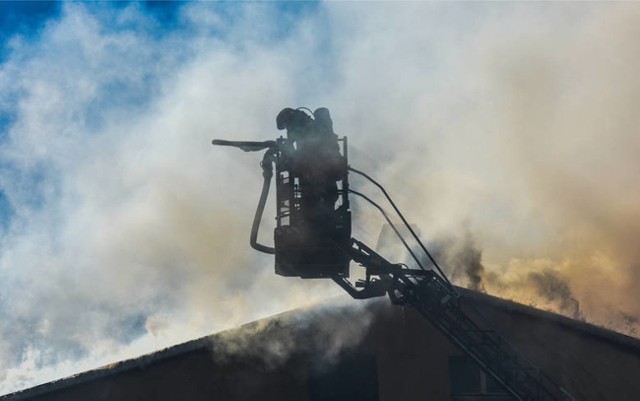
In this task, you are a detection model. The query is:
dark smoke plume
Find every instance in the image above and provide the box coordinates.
[454,237,486,292]
[528,270,583,320]
[428,232,487,292]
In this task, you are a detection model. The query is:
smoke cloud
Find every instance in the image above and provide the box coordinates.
[212,297,379,369]
[0,1,639,395]
[0,3,345,393]
[427,232,486,292]
[339,2,640,336]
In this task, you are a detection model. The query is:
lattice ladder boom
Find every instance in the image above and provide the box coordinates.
[338,240,575,401]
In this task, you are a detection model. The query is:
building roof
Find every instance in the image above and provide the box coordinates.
[3,289,640,400]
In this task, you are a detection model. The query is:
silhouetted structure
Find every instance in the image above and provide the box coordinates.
[213,107,574,400]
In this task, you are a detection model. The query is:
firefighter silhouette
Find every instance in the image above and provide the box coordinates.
[276,107,346,235]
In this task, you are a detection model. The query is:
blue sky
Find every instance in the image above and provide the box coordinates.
[0,1,639,395]
[0,2,60,55]
[0,1,57,222]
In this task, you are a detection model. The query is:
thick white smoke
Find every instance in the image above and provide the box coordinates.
[0,2,639,395]
[0,3,343,393]
[334,3,640,334]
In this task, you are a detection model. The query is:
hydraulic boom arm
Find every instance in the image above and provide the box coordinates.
[334,238,575,401]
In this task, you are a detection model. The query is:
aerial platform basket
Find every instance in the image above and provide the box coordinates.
[273,136,351,278]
